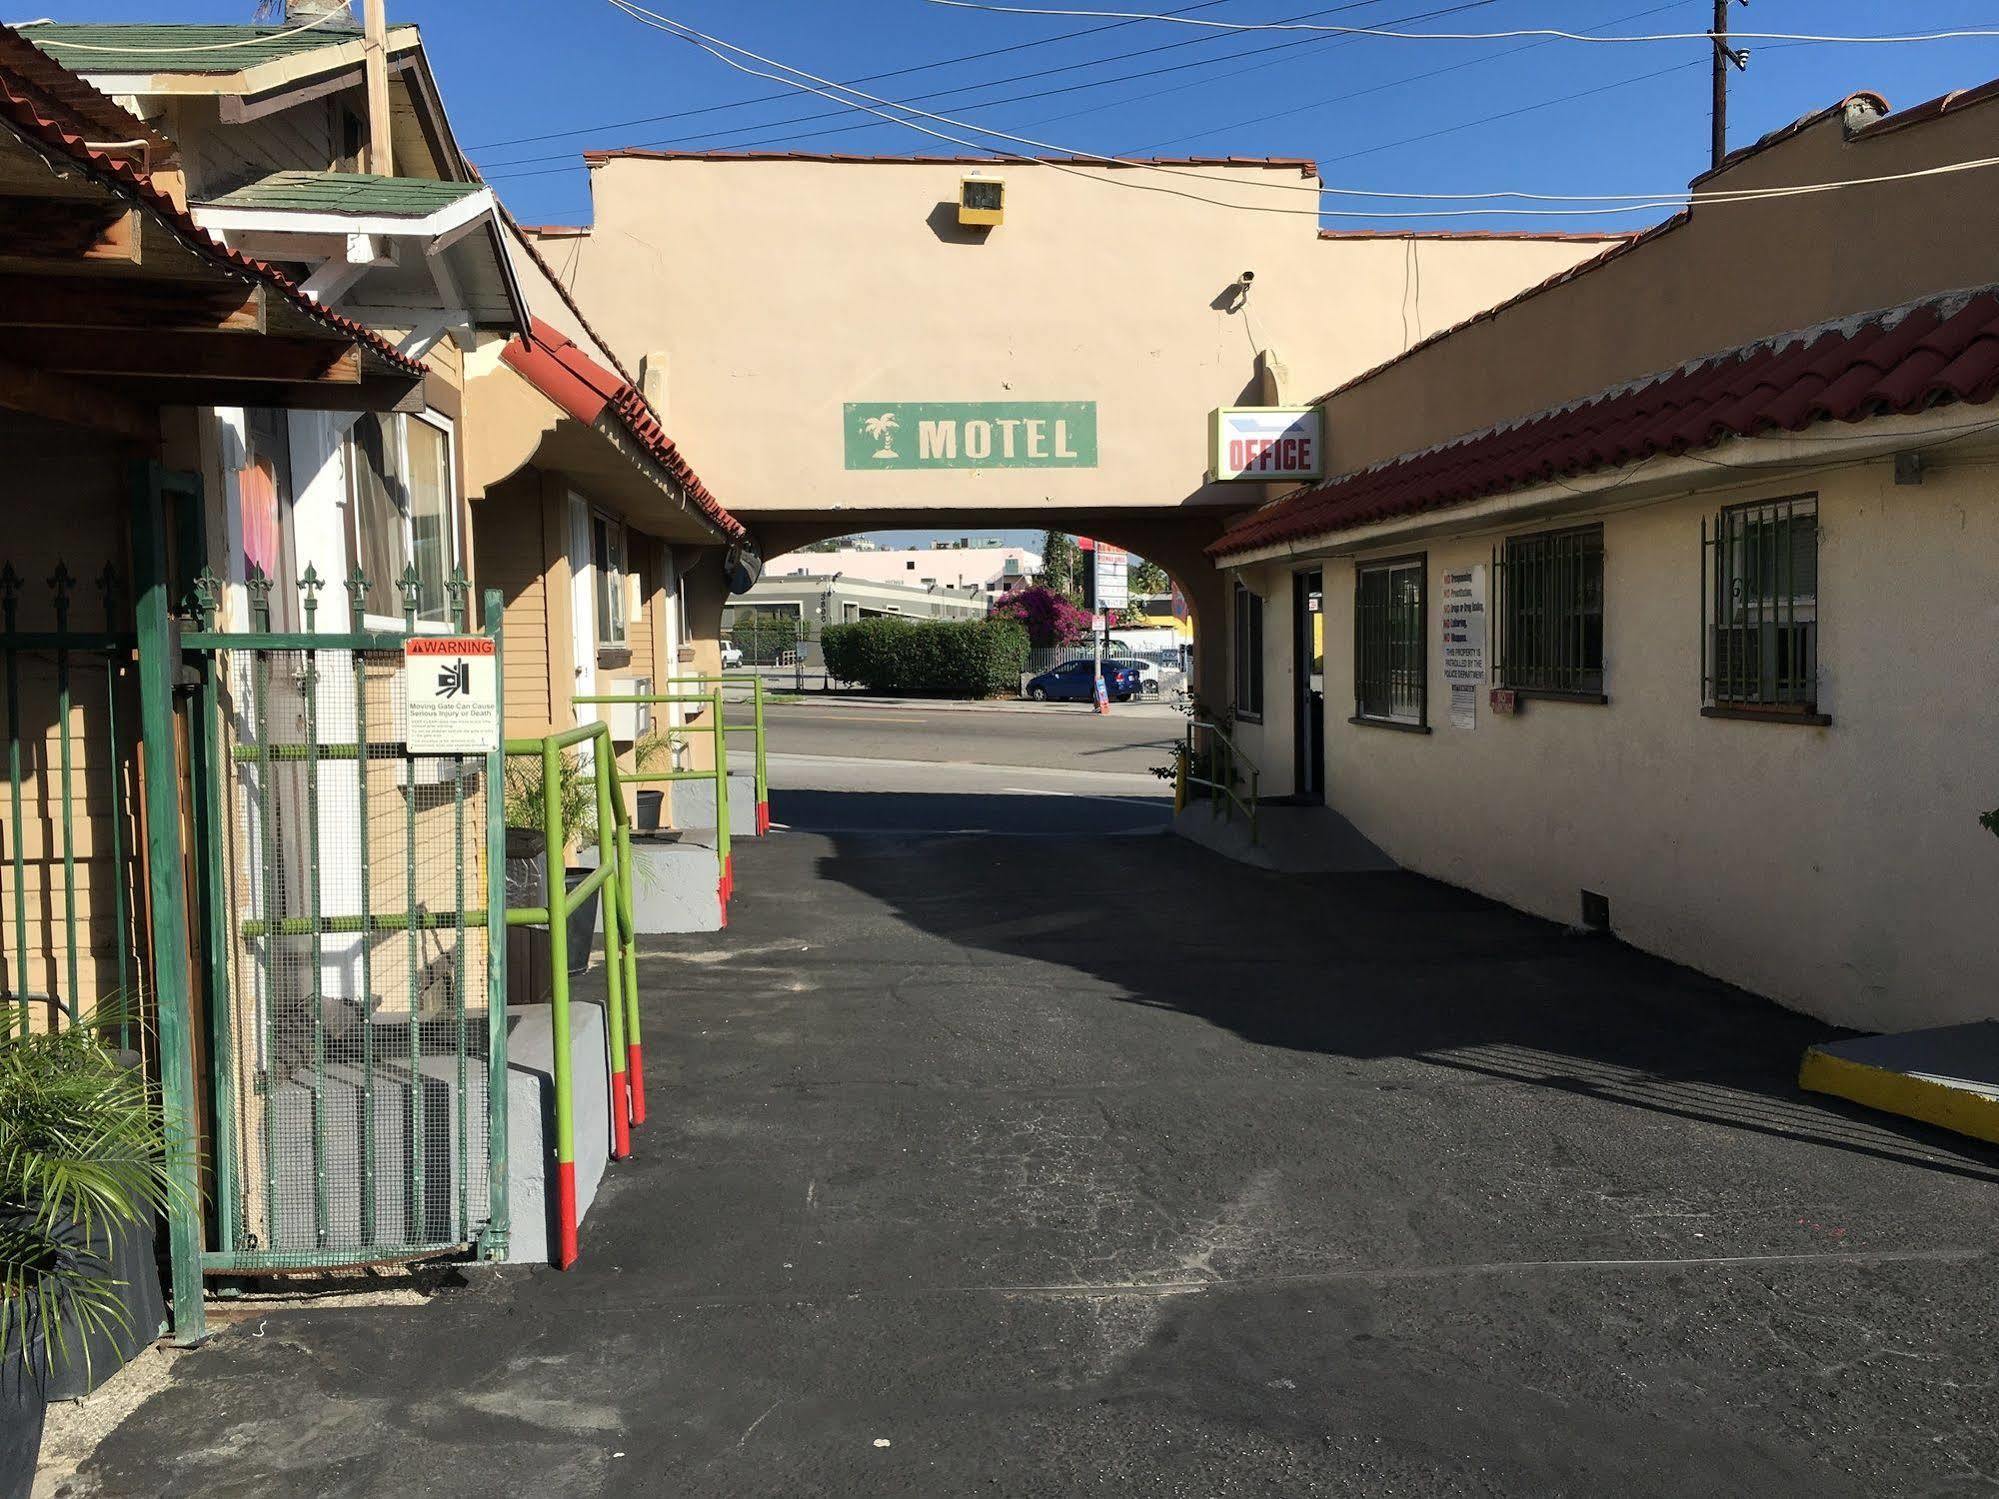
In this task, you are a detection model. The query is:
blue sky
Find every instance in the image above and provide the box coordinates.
[36,0,1999,551]
[35,1,1999,230]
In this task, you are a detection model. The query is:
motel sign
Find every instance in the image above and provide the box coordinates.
[1209,406,1325,483]
[843,401,1098,470]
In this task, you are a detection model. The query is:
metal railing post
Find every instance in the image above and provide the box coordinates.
[616,808,644,1125]
[595,729,630,1161]
[753,673,769,834]
[482,589,510,1260]
[710,688,732,920]
[541,738,578,1269]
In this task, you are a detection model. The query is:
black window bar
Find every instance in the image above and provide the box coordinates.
[1353,557,1426,725]
[1491,524,1605,698]
[1702,495,1822,719]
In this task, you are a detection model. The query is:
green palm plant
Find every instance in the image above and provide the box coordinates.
[1,1002,185,1386]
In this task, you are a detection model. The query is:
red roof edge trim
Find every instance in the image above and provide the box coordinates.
[581,148,1321,177]
[1317,229,1632,243]
[1850,75,1999,142]
[0,31,422,378]
[1685,91,1890,188]
[1209,286,1999,560]
[500,318,747,546]
[496,202,635,387]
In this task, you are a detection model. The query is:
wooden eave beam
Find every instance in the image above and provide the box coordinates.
[0,193,139,264]
[0,326,361,383]
[0,354,157,443]
[107,372,423,413]
[0,272,265,333]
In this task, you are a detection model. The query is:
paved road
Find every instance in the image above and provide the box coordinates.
[76,817,1999,1496]
[760,697,1183,777]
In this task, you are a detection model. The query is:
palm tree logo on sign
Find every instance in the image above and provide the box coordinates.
[861,411,899,460]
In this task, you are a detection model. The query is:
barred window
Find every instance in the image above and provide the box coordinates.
[1232,580,1264,719]
[1703,496,1820,717]
[1353,557,1426,726]
[1494,524,1604,698]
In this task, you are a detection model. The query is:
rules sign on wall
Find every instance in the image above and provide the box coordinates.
[1440,565,1486,731]
[404,636,498,755]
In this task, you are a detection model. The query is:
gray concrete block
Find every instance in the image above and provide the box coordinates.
[626,837,726,933]
[503,1000,611,1265]
[671,769,759,836]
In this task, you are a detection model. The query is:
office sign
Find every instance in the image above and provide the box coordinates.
[404,636,497,754]
[844,402,1097,470]
[1209,407,1324,482]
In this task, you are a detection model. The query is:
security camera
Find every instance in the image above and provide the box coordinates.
[1238,269,1256,285]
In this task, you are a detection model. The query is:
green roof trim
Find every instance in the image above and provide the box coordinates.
[199,171,483,218]
[18,22,403,76]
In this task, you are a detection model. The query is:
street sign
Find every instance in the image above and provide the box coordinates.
[404,636,498,754]
[1094,542,1129,611]
[1209,407,1325,483]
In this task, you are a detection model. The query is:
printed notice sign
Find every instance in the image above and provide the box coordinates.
[1440,565,1487,730]
[404,636,497,754]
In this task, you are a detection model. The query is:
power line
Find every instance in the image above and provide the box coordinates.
[1122,0,1680,151]
[465,0,1238,152]
[590,0,1999,218]
[921,1,1999,46]
[481,0,1453,171]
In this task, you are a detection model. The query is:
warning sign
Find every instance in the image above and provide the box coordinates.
[404,636,497,754]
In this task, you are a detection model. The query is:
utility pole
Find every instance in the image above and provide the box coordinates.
[363,0,394,176]
[1710,0,1749,171]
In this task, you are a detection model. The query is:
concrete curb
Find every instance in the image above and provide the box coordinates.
[1799,1022,1999,1146]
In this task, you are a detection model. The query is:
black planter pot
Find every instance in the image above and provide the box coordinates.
[504,829,552,1006]
[635,790,664,834]
[1,1319,47,1499]
[564,869,599,975]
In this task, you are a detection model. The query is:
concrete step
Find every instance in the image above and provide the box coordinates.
[504,1000,611,1264]
[1800,1021,1999,1146]
[670,769,761,838]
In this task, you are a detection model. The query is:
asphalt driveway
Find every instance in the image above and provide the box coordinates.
[69,805,1999,1496]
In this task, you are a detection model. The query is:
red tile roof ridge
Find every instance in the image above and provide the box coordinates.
[1686,92,1891,187]
[500,317,746,546]
[496,202,635,387]
[1849,75,1999,142]
[1209,283,1999,559]
[581,147,1321,176]
[0,27,423,377]
[1308,212,1691,407]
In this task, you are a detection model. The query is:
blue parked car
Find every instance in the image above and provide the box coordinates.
[1025,659,1140,703]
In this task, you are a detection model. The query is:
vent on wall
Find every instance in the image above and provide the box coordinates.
[959,175,1005,228]
[1579,889,1611,933]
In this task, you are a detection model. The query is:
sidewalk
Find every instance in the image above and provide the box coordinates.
[768,692,1186,717]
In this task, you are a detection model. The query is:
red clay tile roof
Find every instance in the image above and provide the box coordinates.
[501,317,746,545]
[582,148,1321,176]
[1210,287,1999,559]
[0,25,423,378]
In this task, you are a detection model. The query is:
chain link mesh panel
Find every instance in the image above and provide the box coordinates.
[213,645,491,1265]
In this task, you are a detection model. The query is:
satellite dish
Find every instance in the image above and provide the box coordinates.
[725,541,764,596]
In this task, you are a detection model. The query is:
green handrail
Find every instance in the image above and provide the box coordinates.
[1182,719,1261,845]
[656,672,770,835]
[500,719,641,1269]
[573,688,738,915]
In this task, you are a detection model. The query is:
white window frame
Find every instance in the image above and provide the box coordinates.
[590,508,632,650]
[348,408,461,634]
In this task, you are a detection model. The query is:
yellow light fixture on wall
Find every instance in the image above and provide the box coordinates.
[958,175,1005,228]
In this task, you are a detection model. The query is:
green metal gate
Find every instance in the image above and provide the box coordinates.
[185,566,509,1272]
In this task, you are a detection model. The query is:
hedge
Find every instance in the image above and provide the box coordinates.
[820,616,1028,697]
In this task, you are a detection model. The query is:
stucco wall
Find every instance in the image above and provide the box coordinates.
[551,159,1613,520]
[1321,95,1999,472]
[1279,453,1997,1030]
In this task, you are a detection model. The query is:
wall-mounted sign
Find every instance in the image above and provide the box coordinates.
[1488,687,1518,716]
[843,402,1097,470]
[1440,565,1486,731]
[404,636,497,754]
[1209,407,1324,483]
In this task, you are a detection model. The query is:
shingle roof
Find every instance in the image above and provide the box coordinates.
[1210,288,1999,559]
[0,29,423,378]
[501,318,746,545]
[199,170,482,217]
[17,21,387,76]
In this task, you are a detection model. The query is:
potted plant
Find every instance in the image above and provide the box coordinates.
[503,752,601,979]
[630,728,681,834]
[2,1003,182,1493]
